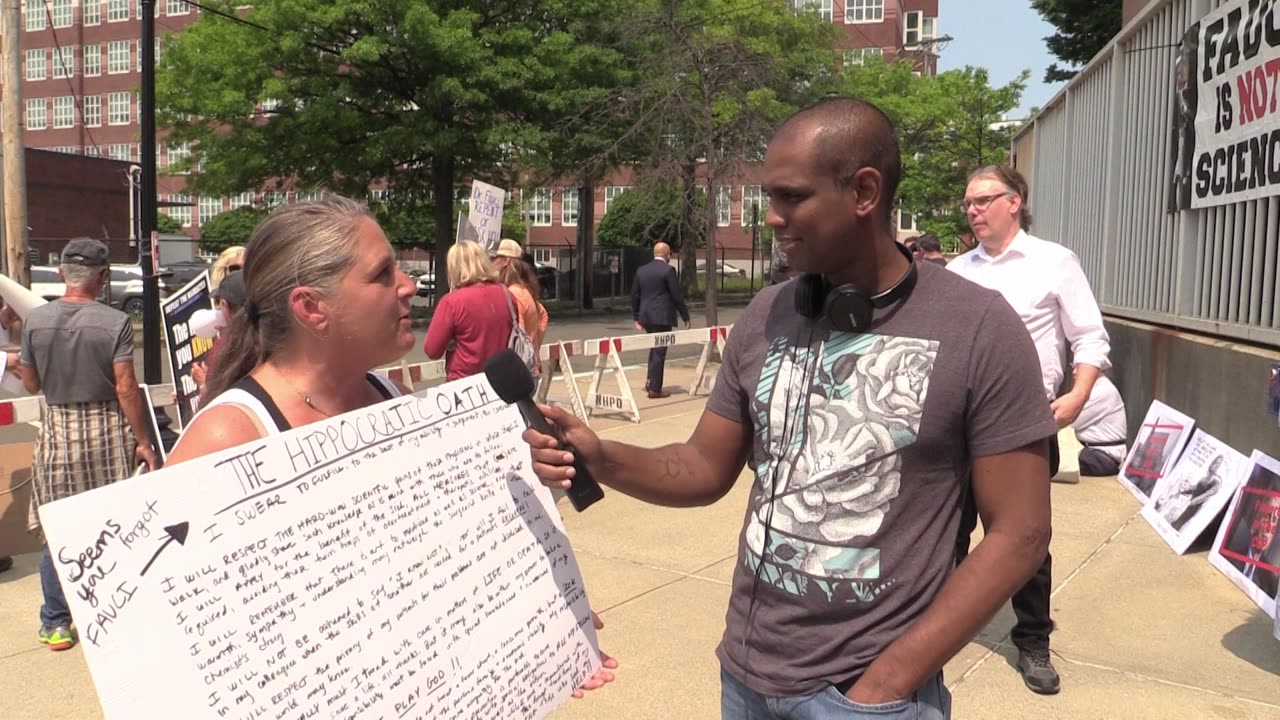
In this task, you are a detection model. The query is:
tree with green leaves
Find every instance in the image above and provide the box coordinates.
[155,213,184,234]
[599,0,839,322]
[1032,0,1123,82]
[596,184,706,249]
[157,0,624,300]
[197,206,267,254]
[840,59,1027,248]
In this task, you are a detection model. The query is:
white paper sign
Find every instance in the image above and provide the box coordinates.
[1141,429,1247,554]
[467,181,506,254]
[1117,400,1195,503]
[1210,450,1280,617]
[37,375,601,719]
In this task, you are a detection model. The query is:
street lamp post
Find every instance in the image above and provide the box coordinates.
[139,0,160,387]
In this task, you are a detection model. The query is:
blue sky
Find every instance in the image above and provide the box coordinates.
[938,0,1066,118]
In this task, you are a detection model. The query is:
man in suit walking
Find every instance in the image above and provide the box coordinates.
[632,242,690,399]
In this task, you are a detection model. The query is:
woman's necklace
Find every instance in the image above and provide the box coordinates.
[273,367,335,418]
[298,392,333,418]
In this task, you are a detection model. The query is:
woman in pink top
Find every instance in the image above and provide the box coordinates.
[423,241,514,381]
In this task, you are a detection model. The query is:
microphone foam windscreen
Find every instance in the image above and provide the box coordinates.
[484,349,535,403]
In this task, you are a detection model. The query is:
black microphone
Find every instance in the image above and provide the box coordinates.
[484,349,605,512]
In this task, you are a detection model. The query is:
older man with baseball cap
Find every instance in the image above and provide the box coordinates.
[20,237,159,652]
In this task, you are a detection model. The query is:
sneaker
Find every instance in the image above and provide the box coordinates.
[1016,647,1061,694]
[38,625,75,651]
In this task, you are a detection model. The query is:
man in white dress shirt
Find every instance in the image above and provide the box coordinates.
[949,165,1112,696]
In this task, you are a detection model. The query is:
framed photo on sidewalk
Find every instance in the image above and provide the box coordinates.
[1117,400,1194,503]
[1210,451,1280,617]
[1142,429,1246,554]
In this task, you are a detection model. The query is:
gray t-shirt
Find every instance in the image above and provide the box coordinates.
[707,262,1057,696]
[20,300,134,406]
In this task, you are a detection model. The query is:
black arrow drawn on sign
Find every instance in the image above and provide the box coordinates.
[140,522,190,577]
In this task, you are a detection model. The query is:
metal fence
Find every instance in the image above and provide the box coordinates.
[1013,0,1279,348]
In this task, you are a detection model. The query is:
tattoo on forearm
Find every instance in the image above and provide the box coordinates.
[659,454,684,485]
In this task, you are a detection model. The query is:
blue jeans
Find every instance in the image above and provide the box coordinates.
[721,667,951,720]
[39,545,72,628]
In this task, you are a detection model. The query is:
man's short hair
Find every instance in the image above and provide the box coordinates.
[776,96,903,228]
[918,234,942,253]
[60,263,105,287]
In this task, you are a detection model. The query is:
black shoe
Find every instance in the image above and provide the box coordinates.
[0,555,12,573]
[1016,647,1061,694]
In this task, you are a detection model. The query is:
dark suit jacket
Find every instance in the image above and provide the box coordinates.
[632,259,689,327]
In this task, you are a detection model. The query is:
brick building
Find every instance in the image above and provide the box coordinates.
[6,0,940,265]
[23,148,134,264]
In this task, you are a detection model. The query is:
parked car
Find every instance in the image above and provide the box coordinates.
[30,266,66,302]
[30,265,114,306]
[108,265,175,315]
[161,259,213,287]
[695,261,747,278]
[406,268,435,298]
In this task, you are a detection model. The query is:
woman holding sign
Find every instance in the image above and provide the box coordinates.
[166,197,615,699]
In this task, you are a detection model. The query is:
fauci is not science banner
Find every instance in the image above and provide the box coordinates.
[1174,0,1280,211]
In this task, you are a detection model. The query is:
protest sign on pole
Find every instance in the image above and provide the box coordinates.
[1181,0,1280,210]
[159,271,214,428]
[467,181,506,254]
[37,375,602,720]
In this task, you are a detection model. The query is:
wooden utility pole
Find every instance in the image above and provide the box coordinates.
[1,0,29,286]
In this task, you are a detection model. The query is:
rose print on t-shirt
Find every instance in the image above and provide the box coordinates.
[746,331,939,604]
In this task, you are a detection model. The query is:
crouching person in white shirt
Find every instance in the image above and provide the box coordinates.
[1070,374,1127,477]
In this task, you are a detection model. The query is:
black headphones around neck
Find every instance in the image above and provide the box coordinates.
[794,242,918,333]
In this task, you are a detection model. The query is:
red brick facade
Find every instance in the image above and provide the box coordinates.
[24,148,133,265]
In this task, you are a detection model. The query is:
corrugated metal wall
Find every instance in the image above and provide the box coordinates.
[1013,0,1279,348]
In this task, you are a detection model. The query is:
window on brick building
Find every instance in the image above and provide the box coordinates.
[25,99,47,130]
[25,49,46,81]
[560,187,579,226]
[52,96,74,128]
[846,0,883,23]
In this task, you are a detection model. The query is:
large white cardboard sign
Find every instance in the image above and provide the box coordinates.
[38,375,601,719]
[1141,429,1247,555]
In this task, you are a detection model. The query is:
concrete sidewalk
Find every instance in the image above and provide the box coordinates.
[547,391,1280,719]
[2,361,1278,719]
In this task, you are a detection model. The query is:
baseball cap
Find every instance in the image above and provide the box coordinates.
[213,270,247,307]
[61,237,109,266]
[494,238,524,259]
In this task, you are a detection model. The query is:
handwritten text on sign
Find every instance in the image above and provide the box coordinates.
[38,375,601,719]
[467,180,506,254]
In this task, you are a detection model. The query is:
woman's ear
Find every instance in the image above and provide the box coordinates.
[287,287,330,334]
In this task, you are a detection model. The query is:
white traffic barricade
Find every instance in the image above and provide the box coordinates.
[536,340,590,425]
[374,358,447,392]
[582,325,733,422]
[691,325,731,396]
[583,336,642,423]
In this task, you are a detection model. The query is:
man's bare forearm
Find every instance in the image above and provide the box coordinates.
[855,525,1049,699]
[1070,363,1101,400]
[117,385,152,449]
[596,439,740,508]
